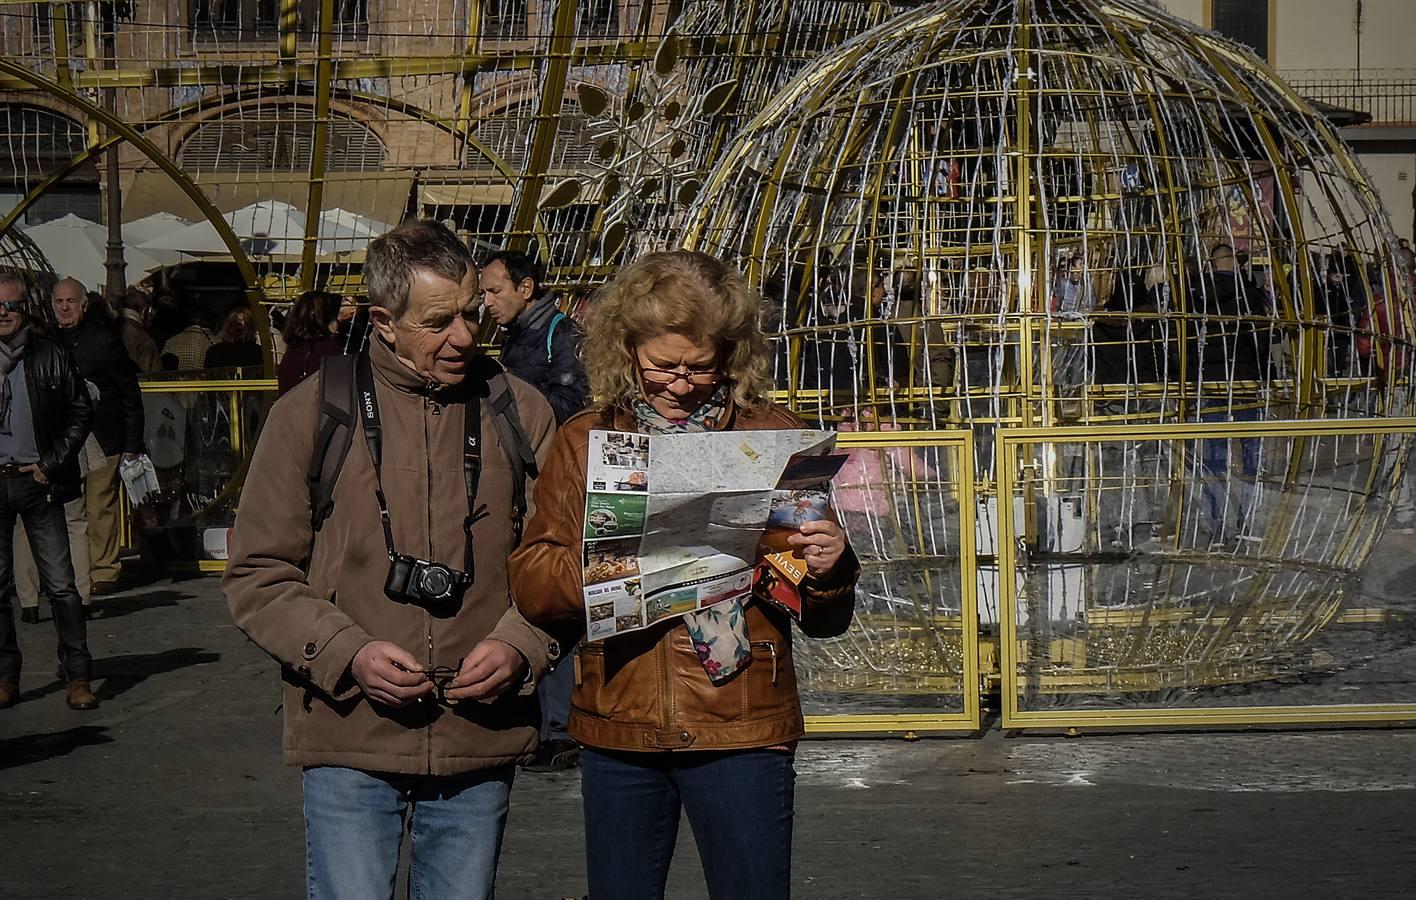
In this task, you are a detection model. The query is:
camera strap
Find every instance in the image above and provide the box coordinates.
[354,353,480,571]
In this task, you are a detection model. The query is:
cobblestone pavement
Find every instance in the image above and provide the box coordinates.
[3,577,1416,898]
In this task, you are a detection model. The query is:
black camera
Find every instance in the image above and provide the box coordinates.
[385,553,472,611]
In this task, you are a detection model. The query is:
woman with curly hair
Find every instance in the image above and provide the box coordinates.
[510,251,858,899]
[276,289,342,396]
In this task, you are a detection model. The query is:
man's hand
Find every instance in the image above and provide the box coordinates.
[443,639,528,704]
[19,464,47,486]
[787,519,847,577]
[349,641,434,707]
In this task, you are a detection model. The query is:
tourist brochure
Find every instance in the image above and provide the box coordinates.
[581,428,847,640]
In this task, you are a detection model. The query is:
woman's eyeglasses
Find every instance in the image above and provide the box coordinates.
[638,364,721,387]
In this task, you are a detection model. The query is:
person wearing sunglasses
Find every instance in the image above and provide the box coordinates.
[510,251,859,899]
[0,274,97,712]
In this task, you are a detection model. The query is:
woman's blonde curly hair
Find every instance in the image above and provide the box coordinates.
[584,251,774,413]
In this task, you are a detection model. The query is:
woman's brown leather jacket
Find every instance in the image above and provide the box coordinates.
[509,401,859,752]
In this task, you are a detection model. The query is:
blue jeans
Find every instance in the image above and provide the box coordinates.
[302,765,514,900]
[581,748,796,900]
[0,473,90,683]
[537,646,576,741]
[1198,405,1262,539]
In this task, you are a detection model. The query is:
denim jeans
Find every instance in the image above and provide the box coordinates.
[1198,405,1262,539]
[536,647,576,741]
[302,765,514,900]
[581,748,796,900]
[0,473,91,683]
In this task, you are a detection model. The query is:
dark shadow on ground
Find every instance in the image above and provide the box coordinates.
[0,725,113,770]
[87,589,189,621]
[16,647,223,703]
[93,647,222,701]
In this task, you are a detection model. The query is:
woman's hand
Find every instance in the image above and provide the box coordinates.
[788,519,847,577]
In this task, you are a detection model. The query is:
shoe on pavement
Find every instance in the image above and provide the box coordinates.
[522,739,580,773]
[89,581,123,597]
[19,607,39,625]
[0,680,17,709]
[65,679,99,710]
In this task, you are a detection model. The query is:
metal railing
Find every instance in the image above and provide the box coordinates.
[1284,68,1416,125]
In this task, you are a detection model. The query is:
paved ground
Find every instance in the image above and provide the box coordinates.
[4,577,1416,898]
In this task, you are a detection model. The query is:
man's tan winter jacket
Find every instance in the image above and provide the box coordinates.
[224,338,558,775]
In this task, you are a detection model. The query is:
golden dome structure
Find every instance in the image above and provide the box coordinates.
[680,0,1416,714]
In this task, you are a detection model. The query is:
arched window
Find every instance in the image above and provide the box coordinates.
[177,106,385,173]
[465,103,598,173]
[0,104,98,225]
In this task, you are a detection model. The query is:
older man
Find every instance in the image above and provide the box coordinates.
[15,278,144,617]
[225,221,559,898]
[0,274,97,710]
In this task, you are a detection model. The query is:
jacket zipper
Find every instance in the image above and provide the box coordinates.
[425,393,435,774]
[752,640,780,685]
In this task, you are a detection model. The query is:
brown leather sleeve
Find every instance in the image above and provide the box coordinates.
[797,542,860,639]
[508,414,594,636]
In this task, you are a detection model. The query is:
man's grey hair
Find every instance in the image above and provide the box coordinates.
[364,220,475,319]
[0,271,28,302]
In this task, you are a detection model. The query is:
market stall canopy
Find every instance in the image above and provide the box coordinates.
[136,201,394,257]
[20,214,177,291]
[121,169,414,233]
[137,199,309,256]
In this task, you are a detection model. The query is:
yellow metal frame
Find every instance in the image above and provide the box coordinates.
[996,417,1416,730]
[804,429,982,736]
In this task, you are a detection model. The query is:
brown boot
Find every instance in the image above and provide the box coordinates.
[0,680,17,709]
[65,679,99,710]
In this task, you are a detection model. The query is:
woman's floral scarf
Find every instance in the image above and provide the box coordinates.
[631,383,753,684]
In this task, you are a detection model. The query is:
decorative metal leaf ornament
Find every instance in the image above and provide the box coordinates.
[601,220,629,258]
[700,79,739,116]
[653,32,681,76]
[575,83,609,117]
[539,178,583,209]
[677,178,701,206]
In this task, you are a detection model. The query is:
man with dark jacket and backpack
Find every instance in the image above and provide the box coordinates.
[481,250,588,425]
[224,221,559,899]
[480,249,588,773]
[0,274,96,711]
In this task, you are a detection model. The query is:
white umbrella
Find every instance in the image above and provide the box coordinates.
[317,207,393,255]
[121,212,193,249]
[21,214,170,291]
[138,199,308,256]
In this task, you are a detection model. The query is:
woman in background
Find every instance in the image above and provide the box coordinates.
[275,290,342,396]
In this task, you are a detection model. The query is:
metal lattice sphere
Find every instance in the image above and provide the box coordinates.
[681,0,1416,700]
[0,226,56,308]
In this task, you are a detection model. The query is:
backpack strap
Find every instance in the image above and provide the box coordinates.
[486,370,539,546]
[545,311,566,363]
[308,353,358,532]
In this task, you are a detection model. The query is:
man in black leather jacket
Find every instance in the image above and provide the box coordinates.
[51,278,144,594]
[0,274,97,711]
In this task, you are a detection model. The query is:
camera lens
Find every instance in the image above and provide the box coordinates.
[419,565,453,599]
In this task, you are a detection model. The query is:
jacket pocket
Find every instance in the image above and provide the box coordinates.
[574,641,656,723]
[743,637,799,719]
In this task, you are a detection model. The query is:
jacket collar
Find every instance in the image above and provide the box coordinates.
[507,292,558,335]
[369,334,490,402]
[609,395,741,433]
